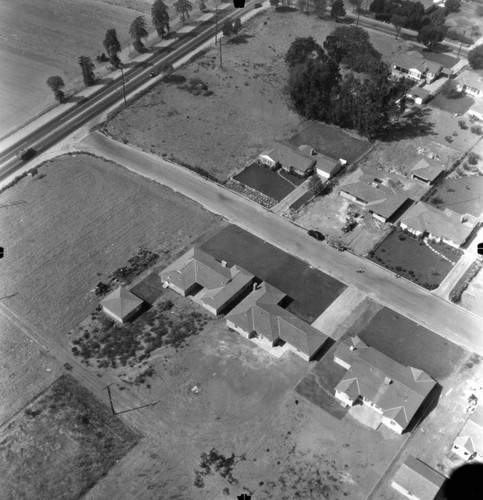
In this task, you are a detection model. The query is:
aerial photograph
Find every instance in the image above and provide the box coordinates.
[1,0,483,499]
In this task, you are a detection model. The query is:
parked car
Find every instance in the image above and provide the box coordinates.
[308,230,324,241]
[17,147,36,161]
[149,71,158,78]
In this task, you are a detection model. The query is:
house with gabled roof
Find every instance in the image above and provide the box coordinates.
[333,336,436,434]
[468,103,483,122]
[455,70,483,98]
[410,158,446,185]
[226,282,329,361]
[391,455,446,500]
[391,51,443,83]
[259,140,316,177]
[297,145,343,180]
[399,202,478,248]
[160,248,254,316]
[451,405,483,462]
[100,286,144,323]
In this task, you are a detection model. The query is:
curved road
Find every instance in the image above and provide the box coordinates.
[80,132,483,356]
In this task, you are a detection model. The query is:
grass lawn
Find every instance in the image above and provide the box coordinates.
[289,122,372,163]
[428,176,483,218]
[0,154,222,345]
[430,92,475,116]
[355,307,468,381]
[233,162,303,202]
[368,229,462,289]
[199,225,346,323]
[0,374,139,500]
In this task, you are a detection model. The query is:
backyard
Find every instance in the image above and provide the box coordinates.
[233,161,304,202]
[0,374,140,500]
[430,92,475,116]
[199,225,347,323]
[368,229,463,289]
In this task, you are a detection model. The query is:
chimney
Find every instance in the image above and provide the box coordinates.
[349,345,355,351]
[221,260,227,267]
[384,377,392,385]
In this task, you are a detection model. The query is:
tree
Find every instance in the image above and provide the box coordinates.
[46,75,65,103]
[390,14,407,39]
[129,16,149,53]
[232,18,242,35]
[309,175,325,195]
[330,0,346,18]
[103,29,122,68]
[297,0,310,13]
[313,0,328,16]
[78,56,96,86]
[444,0,460,13]
[270,0,280,7]
[221,20,234,36]
[428,7,446,26]
[285,37,325,68]
[174,0,193,24]
[348,0,361,12]
[468,44,483,70]
[152,0,170,38]
[417,24,445,50]
[198,0,207,10]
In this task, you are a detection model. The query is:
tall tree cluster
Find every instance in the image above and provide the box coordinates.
[152,0,170,38]
[285,30,407,140]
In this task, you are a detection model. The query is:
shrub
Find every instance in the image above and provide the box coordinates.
[471,125,483,135]
[458,120,468,130]
[468,152,481,165]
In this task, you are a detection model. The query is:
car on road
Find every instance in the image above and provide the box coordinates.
[308,230,324,241]
[149,71,158,78]
[17,148,37,161]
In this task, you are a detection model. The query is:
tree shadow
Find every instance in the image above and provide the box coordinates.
[96,77,113,85]
[65,95,89,105]
[335,17,354,25]
[379,107,436,142]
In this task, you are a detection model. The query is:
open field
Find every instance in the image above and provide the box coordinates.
[369,229,462,289]
[460,267,483,317]
[233,162,303,201]
[199,225,347,323]
[0,154,222,346]
[0,374,140,500]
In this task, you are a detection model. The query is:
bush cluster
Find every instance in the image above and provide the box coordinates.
[449,262,482,303]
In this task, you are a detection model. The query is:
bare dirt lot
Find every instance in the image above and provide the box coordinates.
[0,154,222,345]
[0,374,139,500]
[460,267,483,317]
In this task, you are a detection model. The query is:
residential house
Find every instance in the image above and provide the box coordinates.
[451,405,483,461]
[259,140,316,177]
[407,85,432,105]
[468,103,483,121]
[226,282,329,361]
[392,52,443,83]
[399,202,478,248]
[391,455,446,500]
[100,286,144,323]
[410,158,446,185]
[411,49,467,78]
[160,247,254,316]
[297,145,343,180]
[455,70,483,98]
[339,181,409,223]
[333,336,436,434]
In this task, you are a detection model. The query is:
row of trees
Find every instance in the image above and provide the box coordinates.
[269,0,346,18]
[285,30,410,140]
[46,0,199,102]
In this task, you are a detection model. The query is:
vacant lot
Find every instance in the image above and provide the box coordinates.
[428,176,483,218]
[0,374,139,500]
[0,154,222,345]
[199,225,346,323]
[289,122,371,163]
[369,229,462,289]
[233,162,303,201]
[460,267,483,317]
[356,306,468,382]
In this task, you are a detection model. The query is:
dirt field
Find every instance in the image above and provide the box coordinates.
[460,266,483,317]
[105,8,416,182]
[0,154,222,345]
[0,374,139,500]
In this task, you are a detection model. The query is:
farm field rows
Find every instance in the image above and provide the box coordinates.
[0,154,222,348]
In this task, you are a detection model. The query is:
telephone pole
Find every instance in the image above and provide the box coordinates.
[119,66,128,108]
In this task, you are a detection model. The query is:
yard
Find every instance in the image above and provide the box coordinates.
[199,225,346,323]
[460,267,483,317]
[368,228,463,289]
[430,92,475,116]
[0,154,222,349]
[233,161,303,202]
[0,374,140,500]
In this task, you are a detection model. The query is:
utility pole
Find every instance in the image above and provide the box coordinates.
[104,384,116,415]
[457,29,466,58]
[215,0,219,45]
[119,65,128,108]
[219,37,223,68]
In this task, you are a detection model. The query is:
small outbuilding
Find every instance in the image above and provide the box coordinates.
[100,286,144,323]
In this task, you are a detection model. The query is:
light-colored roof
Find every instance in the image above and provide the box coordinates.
[315,154,341,175]
[453,405,483,455]
[334,337,436,429]
[393,52,427,73]
[392,456,446,500]
[469,103,483,116]
[100,286,143,320]
[260,140,316,173]
[455,70,483,92]
[411,158,445,182]
[227,282,329,357]
[399,202,475,246]
[408,86,431,99]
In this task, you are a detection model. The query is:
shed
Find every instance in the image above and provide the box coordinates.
[100,286,144,323]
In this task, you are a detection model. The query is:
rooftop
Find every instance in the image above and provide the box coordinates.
[411,157,445,182]
[261,140,316,173]
[100,286,143,320]
[453,405,483,455]
[455,70,483,91]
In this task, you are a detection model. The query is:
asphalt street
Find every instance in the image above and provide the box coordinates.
[79,132,483,357]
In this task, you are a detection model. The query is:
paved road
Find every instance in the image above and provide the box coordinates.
[79,132,483,356]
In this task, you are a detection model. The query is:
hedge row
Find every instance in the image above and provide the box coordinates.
[449,261,482,303]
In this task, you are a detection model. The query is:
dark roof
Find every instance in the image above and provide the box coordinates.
[260,140,316,173]
[392,456,446,500]
[370,194,409,220]
[100,286,143,320]
[411,158,445,182]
